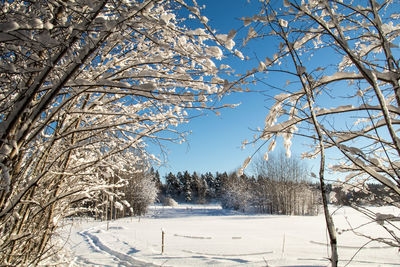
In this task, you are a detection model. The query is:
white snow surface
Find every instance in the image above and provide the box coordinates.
[60,204,400,266]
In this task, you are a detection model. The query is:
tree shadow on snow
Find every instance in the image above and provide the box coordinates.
[127,247,139,255]
[153,255,250,264]
[151,207,240,218]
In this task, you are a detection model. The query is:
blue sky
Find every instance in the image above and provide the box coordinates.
[154,0,321,178]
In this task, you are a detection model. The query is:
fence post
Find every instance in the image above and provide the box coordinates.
[161,229,165,254]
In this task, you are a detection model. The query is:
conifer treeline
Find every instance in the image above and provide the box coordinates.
[161,171,227,204]
[158,170,320,215]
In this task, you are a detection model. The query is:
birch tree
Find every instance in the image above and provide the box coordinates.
[239,0,400,265]
[252,152,320,215]
[0,0,233,265]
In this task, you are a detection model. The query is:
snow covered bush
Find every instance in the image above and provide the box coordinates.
[124,170,158,216]
[0,0,232,265]
[80,164,158,220]
[220,173,253,212]
[162,197,178,207]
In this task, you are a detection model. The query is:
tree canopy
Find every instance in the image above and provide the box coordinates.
[0,0,233,264]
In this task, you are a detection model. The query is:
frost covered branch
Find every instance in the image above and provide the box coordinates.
[0,0,233,265]
[238,0,400,265]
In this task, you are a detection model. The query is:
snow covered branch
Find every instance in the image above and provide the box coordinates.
[0,0,233,265]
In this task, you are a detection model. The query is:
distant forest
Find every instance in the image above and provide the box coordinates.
[157,170,321,216]
[80,166,398,222]
[154,169,398,212]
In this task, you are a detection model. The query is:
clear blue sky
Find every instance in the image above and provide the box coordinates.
[153,0,321,178]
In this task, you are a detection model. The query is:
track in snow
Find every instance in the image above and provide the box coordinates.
[78,229,158,267]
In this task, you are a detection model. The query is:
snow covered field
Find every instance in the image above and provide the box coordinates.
[61,204,400,266]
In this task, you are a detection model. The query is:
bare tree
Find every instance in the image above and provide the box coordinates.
[0,0,234,265]
[238,0,400,265]
[220,172,253,212]
[123,167,158,217]
[252,152,320,215]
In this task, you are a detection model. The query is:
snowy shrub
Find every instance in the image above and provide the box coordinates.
[125,170,158,216]
[220,173,253,212]
[162,197,178,207]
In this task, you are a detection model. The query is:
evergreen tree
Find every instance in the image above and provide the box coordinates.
[215,172,228,199]
[191,172,200,200]
[199,177,208,204]
[204,172,215,199]
[165,172,180,199]
[182,171,192,202]
[192,172,207,203]
[176,171,184,199]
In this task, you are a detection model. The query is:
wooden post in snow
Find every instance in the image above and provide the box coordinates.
[161,229,165,254]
